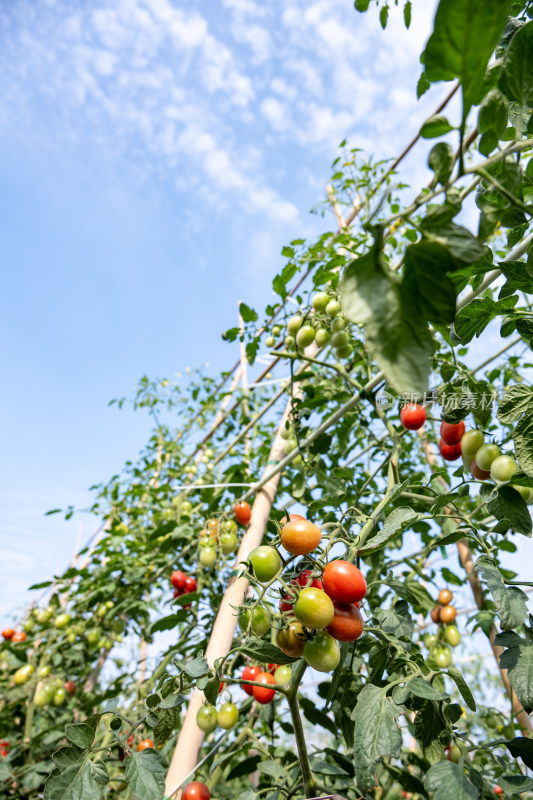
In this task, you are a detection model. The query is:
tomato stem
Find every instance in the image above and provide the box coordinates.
[286,659,316,798]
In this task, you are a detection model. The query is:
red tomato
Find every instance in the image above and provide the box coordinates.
[322,561,366,604]
[1,628,14,640]
[218,681,225,694]
[326,602,364,642]
[440,420,465,445]
[234,501,252,525]
[279,570,323,612]
[182,782,211,800]
[11,631,26,643]
[173,588,181,599]
[471,459,491,480]
[267,663,279,674]
[241,665,261,696]
[126,734,134,746]
[252,671,276,704]
[171,571,186,591]
[494,787,503,796]
[137,739,154,751]
[439,440,462,461]
[280,513,306,523]
[400,403,426,430]
[184,576,197,594]
[280,519,321,555]
[64,680,76,695]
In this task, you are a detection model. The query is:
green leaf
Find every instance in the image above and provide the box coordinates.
[484,485,532,537]
[498,773,533,795]
[227,756,261,780]
[153,706,180,748]
[414,700,446,763]
[454,295,518,343]
[408,677,448,701]
[257,760,285,781]
[417,71,431,99]
[514,412,533,477]
[404,0,412,28]
[150,613,187,634]
[172,654,210,679]
[239,638,298,666]
[498,383,533,423]
[447,666,477,711]
[375,600,415,640]
[506,736,533,770]
[300,697,337,735]
[499,261,533,293]
[478,88,508,134]
[499,21,533,106]
[420,115,455,138]
[379,4,388,28]
[64,723,95,750]
[352,684,403,792]
[44,748,109,800]
[425,761,478,800]
[358,507,418,555]
[498,632,533,712]
[421,222,486,264]
[354,0,371,10]
[477,555,529,628]
[239,302,257,323]
[124,751,166,800]
[425,0,511,132]
[428,142,454,185]
[402,242,457,324]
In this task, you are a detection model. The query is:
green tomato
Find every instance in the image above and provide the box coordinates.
[248,546,281,583]
[476,443,501,471]
[220,520,238,535]
[330,330,349,349]
[53,687,67,706]
[180,500,193,515]
[199,547,217,568]
[461,429,485,456]
[217,702,239,729]
[462,452,474,472]
[335,344,353,359]
[303,632,340,672]
[96,604,107,618]
[424,634,438,649]
[196,704,218,733]
[326,299,341,317]
[331,317,346,331]
[280,424,292,440]
[54,613,71,630]
[220,532,238,555]
[315,328,330,347]
[34,683,55,707]
[501,724,514,739]
[37,666,51,678]
[265,336,275,348]
[273,665,292,684]
[285,437,298,455]
[86,630,100,646]
[284,335,295,348]
[311,292,330,312]
[431,646,452,669]
[23,619,35,634]
[66,633,76,644]
[14,664,34,685]
[296,325,315,349]
[238,606,270,637]
[35,609,52,625]
[272,325,281,337]
[294,588,335,629]
[444,625,461,648]
[490,454,518,483]
[512,484,533,503]
[287,315,303,334]
[485,712,499,729]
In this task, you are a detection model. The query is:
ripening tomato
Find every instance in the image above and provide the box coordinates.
[277,620,306,657]
[294,588,334,629]
[280,513,306,524]
[440,605,457,624]
[241,665,261,696]
[303,632,341,672]
[439,440,462,461]
[494,786,503,795]
[137,739,154,751]
[471,459,491,480]
[196,704,218,733]
[490,455,518,484]
[64,680,76,695]
[447,744,461,763]
[430,606,441,623]
[184,576,197,594]
[440,420,465,445]
[322,560,366,604]
[438,589,452,606]
[238,606,270,637]
[326,602,364,642]
[252,672,276,704]
[248,546,281,583]
[217,702,239,729]
[11,631,26,643]
[400,403,426,430]
[182,782,210,800]
[280,519,321,555]
[234,502,252,525]
[461,429,484,455]
[476,443,501,471]
[171,571,186,591]
[1,629,14,640]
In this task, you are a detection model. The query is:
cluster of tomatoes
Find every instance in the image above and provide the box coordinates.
[399,403,466,460]
[244,515,366,673]
[265,292,353,360]
[195,502,251,570]
[1,628,26,644]
[170,570,198,601]
[424,589,461,668]
[0,740,8,758]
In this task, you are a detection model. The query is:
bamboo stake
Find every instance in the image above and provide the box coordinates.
[238,309,251,460]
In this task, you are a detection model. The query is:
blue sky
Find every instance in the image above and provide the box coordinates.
[3,0,528,630]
